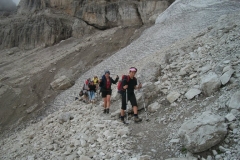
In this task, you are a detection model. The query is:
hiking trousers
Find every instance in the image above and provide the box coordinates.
[121,92,137,110]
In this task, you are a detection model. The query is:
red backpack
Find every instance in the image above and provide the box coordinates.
[117,75,136,94]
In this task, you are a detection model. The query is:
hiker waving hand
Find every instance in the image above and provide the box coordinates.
[99,71,119,114]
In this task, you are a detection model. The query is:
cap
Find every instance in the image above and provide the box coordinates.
[129,67,137,72]
[105,70,110,75]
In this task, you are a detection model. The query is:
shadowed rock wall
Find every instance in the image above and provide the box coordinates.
[0,0,174,49]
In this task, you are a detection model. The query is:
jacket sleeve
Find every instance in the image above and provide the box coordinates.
[99,80,104,87]
[111,77,119,84]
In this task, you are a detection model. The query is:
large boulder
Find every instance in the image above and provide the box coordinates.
[228,91,240,110]
[50,75,74,90]
[136,91,149,111]
[178,111,227,153]
[135,82,160,110]
[200,72,221,96]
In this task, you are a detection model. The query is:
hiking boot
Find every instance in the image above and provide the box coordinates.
[134,117,142,123]
[106,108,109,114]
[103,109,106,114]
[121,118,126,124]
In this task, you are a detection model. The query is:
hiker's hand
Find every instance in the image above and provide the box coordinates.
[138,83,142,89]
[123,85,128,89]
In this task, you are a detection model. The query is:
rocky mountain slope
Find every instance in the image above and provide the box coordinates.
[0,0,172,132]
[1,0,240,160]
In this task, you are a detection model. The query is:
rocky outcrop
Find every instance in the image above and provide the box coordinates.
[0,0,16,17]
[178,111,227,153]
[18,0,173,27]
[50,75,74,90]
[0,0,16,11]
[0,14,75,49]
[0,0,173,49]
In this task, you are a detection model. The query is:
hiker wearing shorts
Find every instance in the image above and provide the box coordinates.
[120,67,142,123]
[99,71,119,114]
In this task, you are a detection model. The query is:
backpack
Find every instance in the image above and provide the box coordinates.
[117,75,136,94]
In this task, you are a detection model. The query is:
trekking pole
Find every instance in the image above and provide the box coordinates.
[139,81,149,121]
[126,89,129,124]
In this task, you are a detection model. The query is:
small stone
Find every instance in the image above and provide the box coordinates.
[225,113,236,121]
[219,146,226,152]
[220,69,235,85]
[215,155,222,160]
[117,149,123,153]
[139,155,151,160]
[169,139,180,143]
[185,88,201,100]
[212,150,218,156]
[167,91,181,103]
[207,155,213,160]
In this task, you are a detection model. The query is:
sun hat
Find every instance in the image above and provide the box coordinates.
[129,67,137,72]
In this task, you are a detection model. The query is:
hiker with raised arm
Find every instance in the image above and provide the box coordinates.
[99,71,119,114]
[120,67,142,123]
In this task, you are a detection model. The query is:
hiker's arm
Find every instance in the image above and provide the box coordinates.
[134,81,142,90]
[122,78,128,89]
[99,79,103,87]
[111,76,119,84]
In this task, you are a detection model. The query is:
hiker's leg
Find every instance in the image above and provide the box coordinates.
[103,97,107,108]
[121,92,126,116]
[133,106,138,114]
[129,94,138,114]
[92,92,95,100]
[88,91,91,100]
[106,95,111,108]
[102,91,107,108]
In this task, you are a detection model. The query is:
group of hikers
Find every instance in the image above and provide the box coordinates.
[79,67,142,123]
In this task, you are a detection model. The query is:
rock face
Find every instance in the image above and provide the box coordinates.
[0,0,16,11]
[178,111,227,153]
[50,75,74,90]
[0,0,173,49]
[0,15,75,49]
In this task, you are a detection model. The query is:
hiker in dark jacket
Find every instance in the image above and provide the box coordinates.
[88,81,96,103]
[99,70,119,114]
[120,67,142,123]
